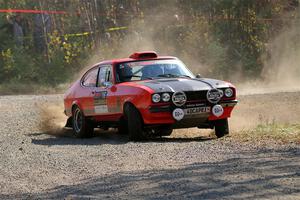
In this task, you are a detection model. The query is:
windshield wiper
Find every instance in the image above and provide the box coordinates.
[157,74,191,78]
[129,75,153,80]
[178,75,191,78]
[157,74,177,78]
[142,77,153,80]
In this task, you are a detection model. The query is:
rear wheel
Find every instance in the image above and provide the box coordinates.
[124,104,144,141]
[72,106,94,138]
[214,118,229,138]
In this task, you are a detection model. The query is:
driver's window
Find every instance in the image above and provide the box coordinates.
[98,65,113,87]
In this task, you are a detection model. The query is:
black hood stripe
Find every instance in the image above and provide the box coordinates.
[135,78,229,93]
[192,78,215,89]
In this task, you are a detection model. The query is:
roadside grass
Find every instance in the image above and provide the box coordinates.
[232,123,300,144]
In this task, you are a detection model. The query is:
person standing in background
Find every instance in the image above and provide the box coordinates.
[0,15,14,50]
[13,14,24,47]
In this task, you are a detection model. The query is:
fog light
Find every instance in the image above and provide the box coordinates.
[225,88,233,97]
[162,93,170,102]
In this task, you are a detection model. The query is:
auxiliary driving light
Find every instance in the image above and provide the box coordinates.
[162,93,170,102]
[224,88,233,97]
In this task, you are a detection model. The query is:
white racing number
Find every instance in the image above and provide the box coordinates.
[212,104,224,117]
[172,108,185,121]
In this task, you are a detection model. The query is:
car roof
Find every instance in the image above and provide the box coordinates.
[92,53,177,67]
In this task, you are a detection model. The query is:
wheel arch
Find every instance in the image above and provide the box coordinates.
[71,100,82,113]
[122,101,144,124]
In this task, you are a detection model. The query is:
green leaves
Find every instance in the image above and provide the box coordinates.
[0,0,299,88]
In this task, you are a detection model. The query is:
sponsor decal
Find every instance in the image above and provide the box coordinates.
[94,91,108,114]
[95,105,108,113]
[186,103,205,108]
[84,109,94,115]
[212,104,224,117]
[172,108,184,121]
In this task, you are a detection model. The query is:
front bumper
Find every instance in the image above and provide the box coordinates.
[140,99,238,125]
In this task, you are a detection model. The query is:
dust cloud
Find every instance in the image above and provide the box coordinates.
[232,25,300,130]
[262,21,300,85]
[221,17,300,131]
[38,103,71,136]
[238,17,300,96]
[232,22,300,130]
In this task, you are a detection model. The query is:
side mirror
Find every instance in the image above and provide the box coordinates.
[196,74,202,78]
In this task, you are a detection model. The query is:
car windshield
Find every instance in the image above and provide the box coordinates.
[116,59,195,82]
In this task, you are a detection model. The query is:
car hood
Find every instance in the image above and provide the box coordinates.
[136,78,230,93]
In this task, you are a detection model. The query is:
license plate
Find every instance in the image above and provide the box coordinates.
[184,107,210,115]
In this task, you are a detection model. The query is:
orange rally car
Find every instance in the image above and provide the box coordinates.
[64,51,237,140]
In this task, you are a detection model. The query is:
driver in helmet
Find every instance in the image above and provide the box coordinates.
[117,63,133,82]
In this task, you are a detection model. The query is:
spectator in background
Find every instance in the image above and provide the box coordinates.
[13,14,24,47]
[0,15,14,50]
[0,14,27,48]
[0,15,13,36]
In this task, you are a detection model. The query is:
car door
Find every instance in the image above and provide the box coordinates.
[92,65,113,115]
[80,67,99,116]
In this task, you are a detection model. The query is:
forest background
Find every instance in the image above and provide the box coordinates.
[0,0,299,94]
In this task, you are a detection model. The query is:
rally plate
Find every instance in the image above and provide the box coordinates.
[184,106,210,115]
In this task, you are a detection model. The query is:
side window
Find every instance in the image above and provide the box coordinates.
[82,68,98,87]
[98,65,113,87]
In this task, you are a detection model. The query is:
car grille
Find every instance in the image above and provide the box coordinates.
[185,91,208,102]
[185,88,234,103]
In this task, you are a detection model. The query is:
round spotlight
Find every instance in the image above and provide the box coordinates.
[224,88,233,97]
[162,93,170,102]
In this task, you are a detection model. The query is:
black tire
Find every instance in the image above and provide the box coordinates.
[124,104,144,141]
[72,106,94,138]
[118,117,128,135]
[214,118,229,138]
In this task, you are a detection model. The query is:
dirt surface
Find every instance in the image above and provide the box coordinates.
[0,92,299,199]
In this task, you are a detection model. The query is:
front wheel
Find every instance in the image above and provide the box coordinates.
[214,118,229,138]
[72,106,94,138]
[124,104,144,141]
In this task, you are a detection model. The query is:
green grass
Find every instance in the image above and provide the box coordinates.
[233,123,300,144]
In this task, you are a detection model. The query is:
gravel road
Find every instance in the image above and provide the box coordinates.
[0,92,299,199]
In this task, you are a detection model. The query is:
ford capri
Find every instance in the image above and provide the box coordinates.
[64,51,237,140]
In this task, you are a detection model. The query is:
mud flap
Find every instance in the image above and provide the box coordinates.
[65,117,73,128]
